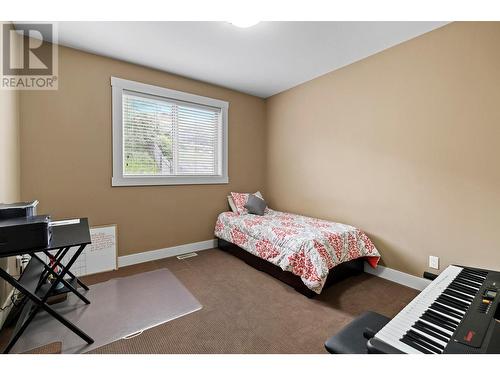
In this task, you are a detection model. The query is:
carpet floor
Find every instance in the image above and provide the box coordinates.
[77,248,419,354]
[23,342,62,354]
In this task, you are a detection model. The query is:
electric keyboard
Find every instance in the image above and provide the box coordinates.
[368,265,500,354]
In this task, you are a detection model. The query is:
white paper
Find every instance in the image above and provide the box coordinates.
[42,225,117,277]
[49,219,81,227]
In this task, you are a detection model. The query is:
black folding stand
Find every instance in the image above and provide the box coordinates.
[0,218,94,353]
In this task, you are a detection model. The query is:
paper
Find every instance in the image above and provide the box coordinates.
[49,219,81,227]
[43,225,117,276]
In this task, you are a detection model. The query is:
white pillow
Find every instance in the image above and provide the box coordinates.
[227,195,238,213]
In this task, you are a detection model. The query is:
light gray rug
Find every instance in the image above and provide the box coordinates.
[12,268,202,354]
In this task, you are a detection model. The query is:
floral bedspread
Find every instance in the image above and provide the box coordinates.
[214,209,380,294]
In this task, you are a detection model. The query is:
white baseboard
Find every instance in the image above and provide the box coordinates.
[118,239,217,268]
[364,263,431,291]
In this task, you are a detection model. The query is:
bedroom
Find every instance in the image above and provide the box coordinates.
[1,0,500,371]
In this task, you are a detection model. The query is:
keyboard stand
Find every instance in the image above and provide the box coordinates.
[0,218,94,353]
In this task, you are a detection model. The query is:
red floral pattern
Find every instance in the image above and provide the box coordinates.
[305,219,331,229]
[280,221,305,229]
[272,227,299,238]
[277,213,295,221]
[313,240,334,268]
[323,231,344,261]
[215,218,224,233]
[347,233,361,259]
[214,208,380,294]
[357,229,375,254]
[255,239,280,260]
[230,192,250,215]
[244,217,265,227]
[230,228,248,246]
[288,250,321,283]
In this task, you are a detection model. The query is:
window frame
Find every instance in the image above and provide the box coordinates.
[111,77,229,186]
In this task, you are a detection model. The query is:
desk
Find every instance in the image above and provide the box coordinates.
[0,218,94,353]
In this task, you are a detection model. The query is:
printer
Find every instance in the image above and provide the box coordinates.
[0,200,39,219]
[0,201,52,255]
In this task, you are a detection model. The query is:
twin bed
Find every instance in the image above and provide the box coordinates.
[214,193,381,297]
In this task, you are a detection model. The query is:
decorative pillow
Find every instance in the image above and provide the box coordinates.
[227,195,238,213]
[230,191,264,215]
[244,194,267,216]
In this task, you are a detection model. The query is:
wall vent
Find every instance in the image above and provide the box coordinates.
[176,252,198,260]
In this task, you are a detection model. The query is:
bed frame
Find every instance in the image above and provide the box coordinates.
[217,238,364,298]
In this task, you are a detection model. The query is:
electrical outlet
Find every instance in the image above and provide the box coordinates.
[429,256,439,270]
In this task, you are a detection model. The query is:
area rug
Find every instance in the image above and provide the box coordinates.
[11,268,202,353]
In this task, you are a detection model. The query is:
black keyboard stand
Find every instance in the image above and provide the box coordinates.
[0,218,94,353]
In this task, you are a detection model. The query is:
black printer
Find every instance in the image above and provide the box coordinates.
[0,200,39,219]
[0,215,52,255]
[0,201,52,255]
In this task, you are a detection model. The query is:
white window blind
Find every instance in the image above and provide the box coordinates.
[123,91,221,176]
[112,77,228,186]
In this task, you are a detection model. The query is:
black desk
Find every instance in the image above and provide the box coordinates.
[0,218,94,353]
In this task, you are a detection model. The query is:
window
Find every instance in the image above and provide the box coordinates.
[111,77,228,186]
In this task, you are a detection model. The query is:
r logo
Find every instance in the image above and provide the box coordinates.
[1,22,58,89]
[2,23,53,76]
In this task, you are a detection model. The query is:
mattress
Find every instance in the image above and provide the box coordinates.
[215,209,380,294]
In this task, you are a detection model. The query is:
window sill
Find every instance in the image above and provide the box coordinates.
[111,176,229,187]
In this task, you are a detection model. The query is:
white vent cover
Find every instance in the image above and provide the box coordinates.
[176,252,198,260]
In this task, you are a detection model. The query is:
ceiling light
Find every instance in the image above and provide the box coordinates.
[229,20,260,28]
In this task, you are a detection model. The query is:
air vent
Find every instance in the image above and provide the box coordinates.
[176,252,198,260]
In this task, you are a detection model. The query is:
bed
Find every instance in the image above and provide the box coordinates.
[214,208,380,297]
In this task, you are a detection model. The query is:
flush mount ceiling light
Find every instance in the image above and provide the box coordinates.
[228,20,260,28]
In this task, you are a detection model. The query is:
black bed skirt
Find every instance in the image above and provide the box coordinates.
[217,238,364,298]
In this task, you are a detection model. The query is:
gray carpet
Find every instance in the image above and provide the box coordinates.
[11,268,202,354]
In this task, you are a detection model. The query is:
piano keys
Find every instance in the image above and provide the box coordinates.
[367,265,500,354]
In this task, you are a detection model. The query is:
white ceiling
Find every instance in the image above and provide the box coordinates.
[43,21,447,98]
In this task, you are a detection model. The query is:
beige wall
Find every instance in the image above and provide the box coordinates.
[0,87,20,204]
[0,23,21,309]
[266,22,500,277]
[0,24,21,204]
[20,45,267,257]
[0,81,20,308]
